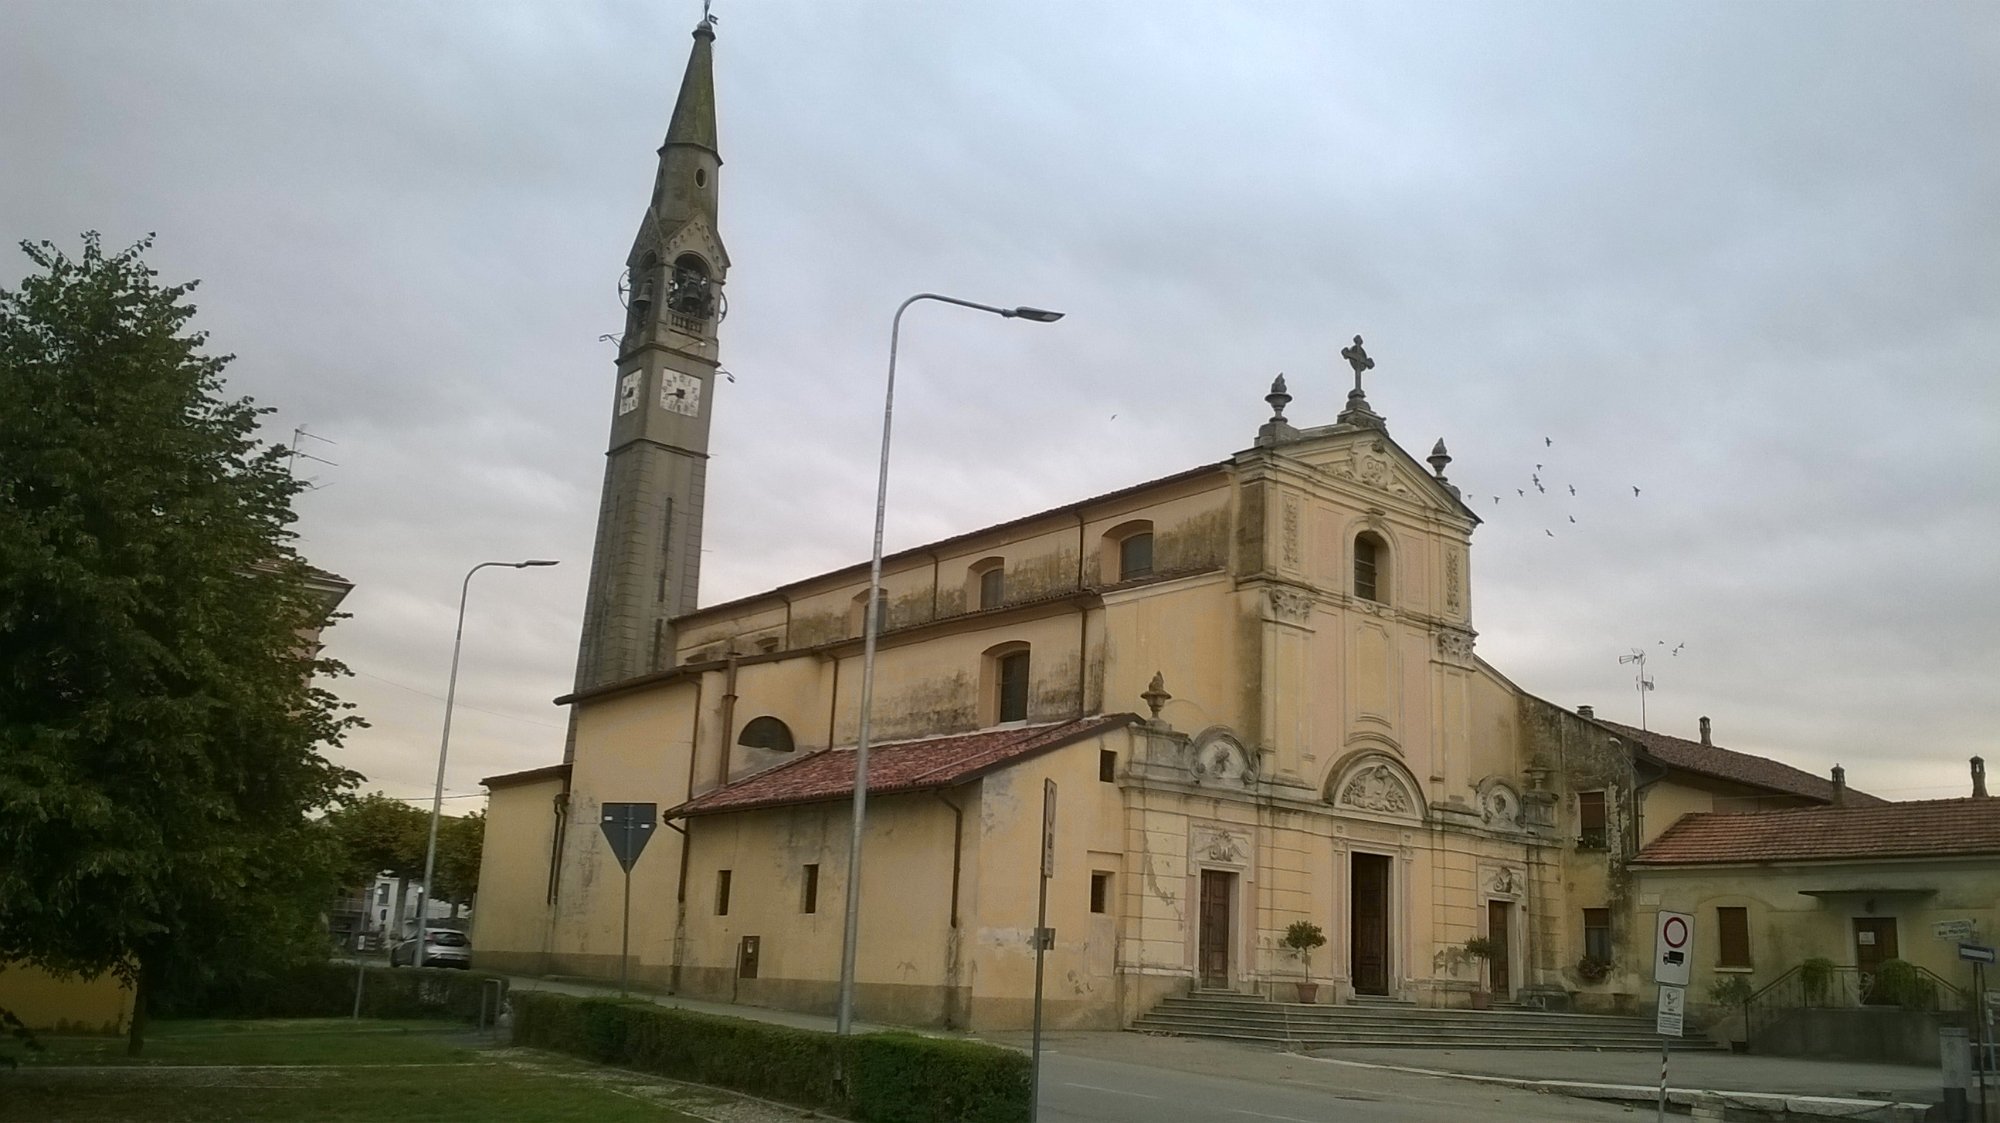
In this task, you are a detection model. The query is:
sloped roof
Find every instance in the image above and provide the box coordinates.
[1633,798,2000,865]
[481,763,571,790]
[667,714,1138,819]
[1597,720,1885,807]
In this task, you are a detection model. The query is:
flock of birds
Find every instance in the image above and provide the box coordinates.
[1478,435,1647,540]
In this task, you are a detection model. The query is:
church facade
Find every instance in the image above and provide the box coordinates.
[472,19,1863,1031]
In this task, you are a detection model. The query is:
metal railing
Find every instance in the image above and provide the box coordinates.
[1746,962,1969,1048]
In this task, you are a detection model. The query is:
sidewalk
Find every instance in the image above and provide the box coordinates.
[1305,1045,1958,1121]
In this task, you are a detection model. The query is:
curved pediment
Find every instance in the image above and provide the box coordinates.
[1325,753,1426,822]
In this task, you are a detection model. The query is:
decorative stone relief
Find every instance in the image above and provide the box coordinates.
[1325,442,1416,499]
[1335,763,1414,815]
[1478,780,1522,827]
[1486,866,1522,897]
[1190,823,1250,866]
[1266,586,1314,624]
[1281,496,1301,569]
[1445,550,1462,614]
[1434,626,1476,660]
[1191,732,1254,784]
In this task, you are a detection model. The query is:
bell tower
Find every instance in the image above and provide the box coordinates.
[573,15,729,699]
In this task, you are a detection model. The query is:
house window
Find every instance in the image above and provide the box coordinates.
[980,565,1005,609]
[1583,908,1612,962]
[1090,872,1113,914]
[1119,533,1153,581]
[1099,749,1117,783]
[801,864,819,914]
[850,588,889,637]
[737,716,795,753]
[1353,533,1385,602]
[716,869,732,916]
[997,650,1030,723]
[1718,906,1751,967]
[1577,790,1607,850]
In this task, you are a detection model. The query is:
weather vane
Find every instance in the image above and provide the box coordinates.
[700,0,717,27]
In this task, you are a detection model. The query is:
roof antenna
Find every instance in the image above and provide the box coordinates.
[288,425,338,490]
[1618,648,1654,730]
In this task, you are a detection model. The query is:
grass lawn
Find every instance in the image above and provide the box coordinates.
[1,1019,718,1122]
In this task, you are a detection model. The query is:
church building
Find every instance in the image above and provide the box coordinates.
[472,19,1878,1031]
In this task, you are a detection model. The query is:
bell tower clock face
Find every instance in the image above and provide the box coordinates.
[660,370,702,416]
[617,371,641,416]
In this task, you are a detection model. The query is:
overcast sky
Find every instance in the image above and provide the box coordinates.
[6,2,1994,809]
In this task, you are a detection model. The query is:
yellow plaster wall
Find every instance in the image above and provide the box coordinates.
[1635,859,2000,1000]
[469,776,564,971]
[0,964,132,1034]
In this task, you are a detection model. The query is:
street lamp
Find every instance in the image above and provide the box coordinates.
[834,294,1065,1033]
[412,558,559,967]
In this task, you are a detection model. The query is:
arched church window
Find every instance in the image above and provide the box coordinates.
[1354,533,1387,603]
[736,716,795,754]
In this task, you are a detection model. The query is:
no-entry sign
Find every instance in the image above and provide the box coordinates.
[1654,910,1694,987]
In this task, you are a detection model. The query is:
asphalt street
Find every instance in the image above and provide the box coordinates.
[1030,1034,1633,1122]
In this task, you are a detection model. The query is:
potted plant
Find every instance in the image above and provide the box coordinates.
[1463,936,1499,1009]
[1707,974,1755,1051]
[1799,956,1835,1006]
[1576,955,1614,984]
[1282,920,1327,1003]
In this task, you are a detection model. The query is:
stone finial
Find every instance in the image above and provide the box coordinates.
[1699,716,1712,745]
[1141,672,1172,724]
[1266,374,1291,423]
[1427,438,1452,478]
[1974,756,1988,799]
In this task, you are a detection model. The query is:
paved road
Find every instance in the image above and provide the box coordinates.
[1027,1033,1631,1122]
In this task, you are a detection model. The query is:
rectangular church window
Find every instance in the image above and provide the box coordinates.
[716,869,732,916]
[1583,908,1612,961]
[1718,906,1751,967]
[1577,791,1607,850]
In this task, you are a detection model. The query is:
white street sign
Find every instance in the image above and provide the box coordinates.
[1041,778,1057,878]
[1936,919,1977,942]
[1654,910,1694,987]
[1656,984,1686,1037]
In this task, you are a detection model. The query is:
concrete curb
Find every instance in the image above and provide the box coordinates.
[1299,1053,1930,1121]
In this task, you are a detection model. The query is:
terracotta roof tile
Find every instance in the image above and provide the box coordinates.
[1633,798,2000,865]
[1597,720,1885,806]
[667,714,1138,819]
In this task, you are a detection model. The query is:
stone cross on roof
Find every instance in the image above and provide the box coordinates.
[1337,334,1387,430]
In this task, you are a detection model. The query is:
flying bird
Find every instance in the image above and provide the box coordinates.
[1545,437,1552,447]
[1632,486,1641,497]
[1492,496,1501,505]
[1568,515,1576,523]
[1544,529,1554,537]
[1517,489,1525,497]
[1568,484,1576,496]
[1536,463,1543,471]
[1672,642,1686,656]
[1535,482,1546,494]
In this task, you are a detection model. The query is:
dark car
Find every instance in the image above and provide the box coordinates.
[390,927,471,968]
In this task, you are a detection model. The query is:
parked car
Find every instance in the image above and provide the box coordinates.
[390,927,472,968]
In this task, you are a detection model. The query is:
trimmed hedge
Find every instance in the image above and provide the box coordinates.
[511,992,1029,1123]
[155,962,506,1022]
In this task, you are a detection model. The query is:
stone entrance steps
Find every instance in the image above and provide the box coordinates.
[1132,991,1719,1051]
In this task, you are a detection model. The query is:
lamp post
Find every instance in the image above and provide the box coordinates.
[834,294,1064,1033]
[413,558,559,967]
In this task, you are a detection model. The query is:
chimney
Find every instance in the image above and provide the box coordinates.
[1830,765,1847,807]
[1699,716,1712,746]
[1577,705,1594,719]
[1974,756,1988,799]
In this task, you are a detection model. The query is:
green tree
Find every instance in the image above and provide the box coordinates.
[434,810,485,914]
[327,793,428,886]
[0,234,361,1054]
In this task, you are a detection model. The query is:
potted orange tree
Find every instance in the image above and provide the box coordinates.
[1463,936,1499,1009]
[1283,920,1328,1003]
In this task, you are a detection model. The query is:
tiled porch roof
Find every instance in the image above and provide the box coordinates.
[666,713,1139,819]
[1633,797,2000,865]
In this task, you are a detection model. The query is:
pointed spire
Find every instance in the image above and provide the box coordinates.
[663,18,719,157]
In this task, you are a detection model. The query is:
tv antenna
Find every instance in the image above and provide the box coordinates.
[1618,648,1655,730]
[288,426,338,488]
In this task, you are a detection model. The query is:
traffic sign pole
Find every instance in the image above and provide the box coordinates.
[1030,779,1055,1123]
[1652,910,1694,1123]
[598,802,658,997]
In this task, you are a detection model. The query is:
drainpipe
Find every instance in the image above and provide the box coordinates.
[717,655,740,789]
[927,549,940,623]
[1077,604,1090,717]
[1075,512,1088,590]
[825,654,841,749]
[935,789,966,1027]
[780,591,793,652]
[671,676,705,992]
